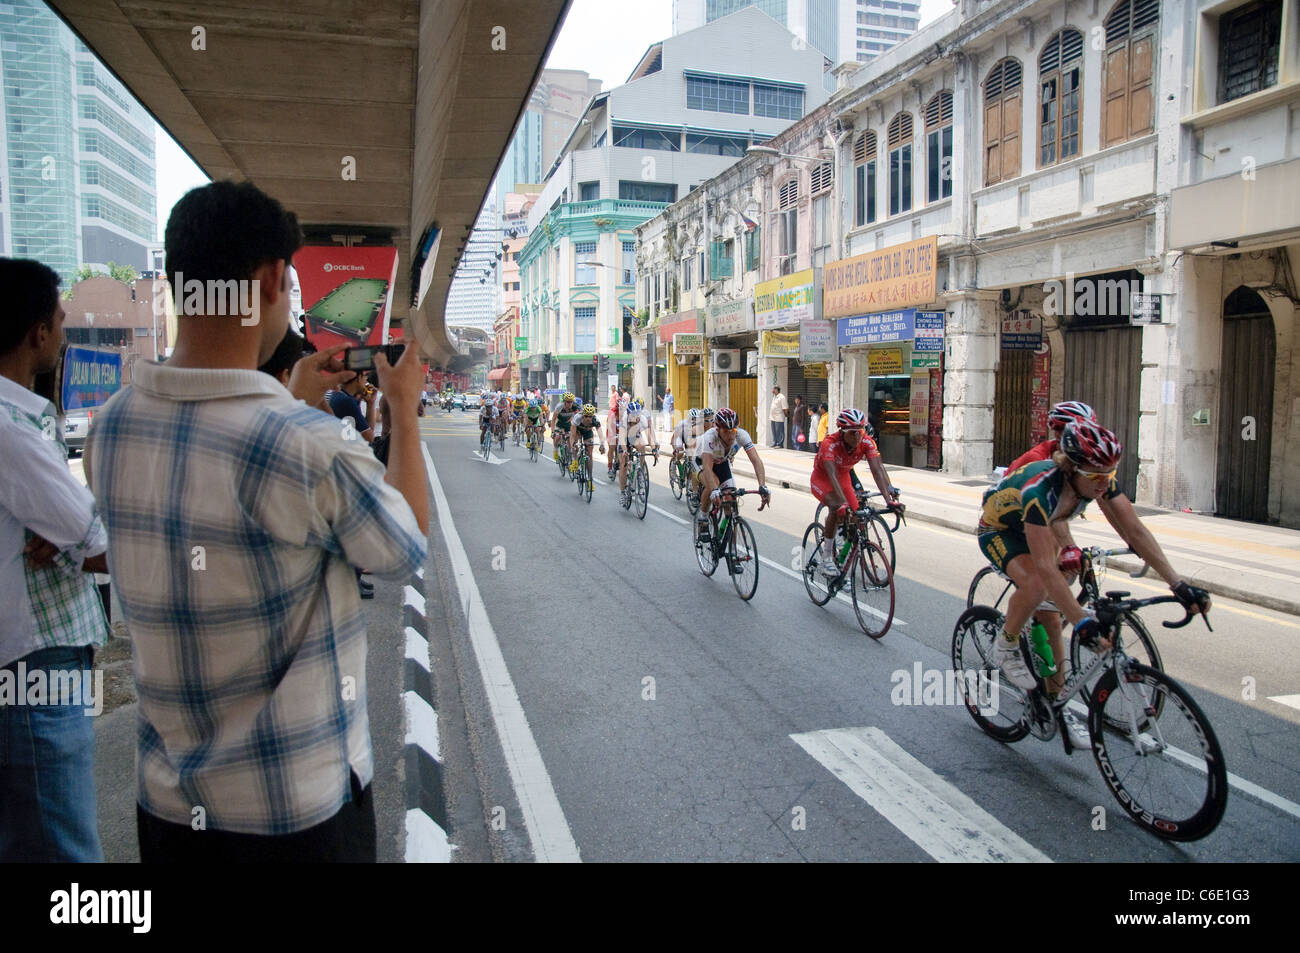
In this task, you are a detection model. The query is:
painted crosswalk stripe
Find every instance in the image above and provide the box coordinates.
[791,727,1050,863]
[1267,694,1300,712]
[403,586,426,616]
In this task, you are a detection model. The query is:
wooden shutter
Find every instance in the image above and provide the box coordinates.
[1128,35,1153,137]
[984,99,1002,185]
[1103,45,1130,147]
[1001,90,1021,180]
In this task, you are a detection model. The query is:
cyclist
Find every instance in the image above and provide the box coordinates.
[812,409,903,578]
[694,408,770,539]
[670,407,710,465]
[477,394,500,447]
[569,403,607,480]
[606,391,626,479]
[550,392,579,461]
[494,395,510,442]
[523,398,545,447]
[616,399,660,495]
[511,396,528,440]
[1005,400,1095,474]
[978,419,1211,747]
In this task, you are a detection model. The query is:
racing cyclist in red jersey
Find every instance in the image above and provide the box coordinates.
[811,408,903,575]
[1005,400,1095,474]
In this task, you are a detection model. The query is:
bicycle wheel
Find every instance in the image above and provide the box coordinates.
[800,522,834,606]
[728,516,759,600]
[685,478,700,516]
[583,457,594,503]
[967,565,1015,612]
[575,454,587,496]
[481,431,491,462]
[1090,664,1228,841]
[866,513,896,573]
[850,541,894,638]
[633,464,649,520]
[694,518,719,577]
[950,606,1031,742]
[669,460,683,500]
[1070,611,1165,730]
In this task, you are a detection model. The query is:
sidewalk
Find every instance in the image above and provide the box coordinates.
[657,426,1300,617]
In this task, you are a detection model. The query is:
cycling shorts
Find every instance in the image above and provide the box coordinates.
[978,530,1031,574]
[811,468,859,512]
[693,457,735,489]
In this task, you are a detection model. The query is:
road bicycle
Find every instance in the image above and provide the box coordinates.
[479,424,492,462]
[668,451,689,501]
[572,443,596,503]
[813,489,904,572]
[512,417,524,446]
[966,546,1163,727]
[951,593,1226,841]
[800,504,896,638]
[693,488,765,600]
[618,447,658,520]
[526,425,541,462]
[494,420,506,451]
[684,467,702,516]
[555,433,571,477]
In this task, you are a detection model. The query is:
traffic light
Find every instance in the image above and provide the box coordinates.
[598,354,610,375]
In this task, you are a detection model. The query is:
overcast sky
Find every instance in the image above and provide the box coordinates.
[154,0,956,240]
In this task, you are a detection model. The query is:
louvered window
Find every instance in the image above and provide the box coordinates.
[778,177,799,275]
[1102,0,1158,146]
[854,131,877,227]
[925,91,953,202]
[779,177,799,210]
[887,113,913,215]
[1039,30,1084,167]
[1217,1,1282,104]
[810,160,834,195]
[984,59,1023,186]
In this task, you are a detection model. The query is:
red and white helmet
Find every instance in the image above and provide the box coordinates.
[836,408,867,431]
[1059,420,1122,471]
[714,407,739,430]
[1048,400,1096,432]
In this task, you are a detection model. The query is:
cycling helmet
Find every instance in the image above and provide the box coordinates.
[628,400,643,414]
[701,407,715,420]
[1059,420,1122,471]
[836,408,867,431]
[1048,400,1096,432]
[562,392,575,403]
[688,408,701,421]
[528,399,539,408]
[714,408,739,430]
[581,403,597,416]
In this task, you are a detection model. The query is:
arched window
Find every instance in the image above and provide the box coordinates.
[1039,29,1084,166]
[925,91,953,202]
[887,112,913,215]
[984,58,1023,186]
[853,131,878,226]
[1102,0,1159,145]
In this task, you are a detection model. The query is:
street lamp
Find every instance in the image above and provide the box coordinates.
[746,145,823,162]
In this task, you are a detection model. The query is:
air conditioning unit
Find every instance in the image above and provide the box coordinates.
[710,348,741,373]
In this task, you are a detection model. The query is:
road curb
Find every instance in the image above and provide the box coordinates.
[400,569,453,862]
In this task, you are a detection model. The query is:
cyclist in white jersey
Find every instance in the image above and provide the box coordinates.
[694,407,770,533]
[616,399,660,495]
[671,407,712,463]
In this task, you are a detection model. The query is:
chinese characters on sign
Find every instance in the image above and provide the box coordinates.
[1001,313,1042,350]
[913,310,944,350]
[706,298,755,336]
[673,333,704,355]
[1030,348,1051,443]
[823,236,937,320]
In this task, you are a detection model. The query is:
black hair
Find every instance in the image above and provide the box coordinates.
[165,181,301,293]
[0,258,60,355]
[257,327,305,380]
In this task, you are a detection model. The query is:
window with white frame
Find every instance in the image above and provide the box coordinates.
[854,131,878,227]
[621,240,635,285]
[925,91,953,202]
[574,307,597,352]
[686,75,749,114]
[753,84,804,120]
[887,113,913,215]
[812,194,830,269]
[778,177,799,276]
[574,241,597,285]
[683,254,692,292]
[1039,29,1084,167]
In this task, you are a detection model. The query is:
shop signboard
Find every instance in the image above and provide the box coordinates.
[867,349,904,375]
[515,336,528,350]
[910,373,930,431]
[754,269,814,329]
[799,318,835,362]
[911,352,941,369]
[705,298,755,336]
[760,329,801,358]
[838,309,915,347]
[61,346,122,411]
[673,333,704,355]
[1031,349,1051,443]
[928,368,944,469]
[802,363,828,379]
[1001,313,1042,350]
[913,310,944,351]
[823,236,937,319]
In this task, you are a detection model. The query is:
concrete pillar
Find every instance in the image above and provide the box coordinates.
[941,290,999,476]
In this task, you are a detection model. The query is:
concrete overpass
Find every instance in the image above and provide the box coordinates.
[48,0,571,368]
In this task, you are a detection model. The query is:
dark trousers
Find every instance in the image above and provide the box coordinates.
[137,771,376,862]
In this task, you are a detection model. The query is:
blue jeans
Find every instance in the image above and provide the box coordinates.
[0,645,103,862]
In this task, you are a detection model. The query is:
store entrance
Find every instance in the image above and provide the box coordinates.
[867,374,912,466]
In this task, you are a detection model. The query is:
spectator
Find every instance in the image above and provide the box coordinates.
[328,374,374,444]
[768,385,788,449]
[85,181,428,862]
[792,395,807,450]
[659,388,674,431]
[808,404,821,453]
[0,257,109,862]
[817,402,830,447]
[257,325,306,388]
[372,396,392,467]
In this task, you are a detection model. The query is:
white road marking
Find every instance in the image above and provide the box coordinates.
[403,690,440,761]
[404,626,430,672]
[422,443,581,862]
[471,454,512,465]
[404,809,452,864]
[403,586,426,616]
[1161,741,1300,822]
[1267,694,1300,712]
[791,727,1051,863]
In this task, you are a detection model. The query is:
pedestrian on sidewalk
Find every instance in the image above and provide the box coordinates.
[792,395,807,450]
[769,385,787,448]
[86,181,429,863]
[0,257,110,862]
[817,402,829,448]
[659,388,674,431]
[808,404,821,453]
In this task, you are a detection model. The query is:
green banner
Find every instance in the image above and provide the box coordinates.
[514,336,528,349]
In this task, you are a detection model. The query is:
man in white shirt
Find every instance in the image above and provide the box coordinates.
[769,385,788,448]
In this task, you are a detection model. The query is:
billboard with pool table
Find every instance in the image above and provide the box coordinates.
[295,246,399,352]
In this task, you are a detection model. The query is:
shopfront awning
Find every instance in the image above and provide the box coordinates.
[657,310,700,345]
[487,367,510,382]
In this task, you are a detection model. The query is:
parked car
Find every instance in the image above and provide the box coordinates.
[64,410,92,456]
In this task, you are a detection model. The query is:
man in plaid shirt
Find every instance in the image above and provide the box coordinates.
[87,182,429,861]
[0,258,109,862]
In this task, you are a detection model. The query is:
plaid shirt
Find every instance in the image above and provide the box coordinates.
[0,375,108,669]
[88,361,427,835]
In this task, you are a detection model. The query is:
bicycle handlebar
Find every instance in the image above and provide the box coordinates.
[1083,545,1151,579]
[1094,592,1213,632]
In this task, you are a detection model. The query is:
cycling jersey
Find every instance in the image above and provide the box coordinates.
[525,405,543,422]
[554,404,578,431]
[694,426,754,466]
[980,459,1121,534]
[573,416,600,442]
[814,431,880,473]
[670,421,695,451]
[1006,438,1058,475]
[621,411,654,448]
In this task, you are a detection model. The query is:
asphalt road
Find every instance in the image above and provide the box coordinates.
[421,409,1300,862]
